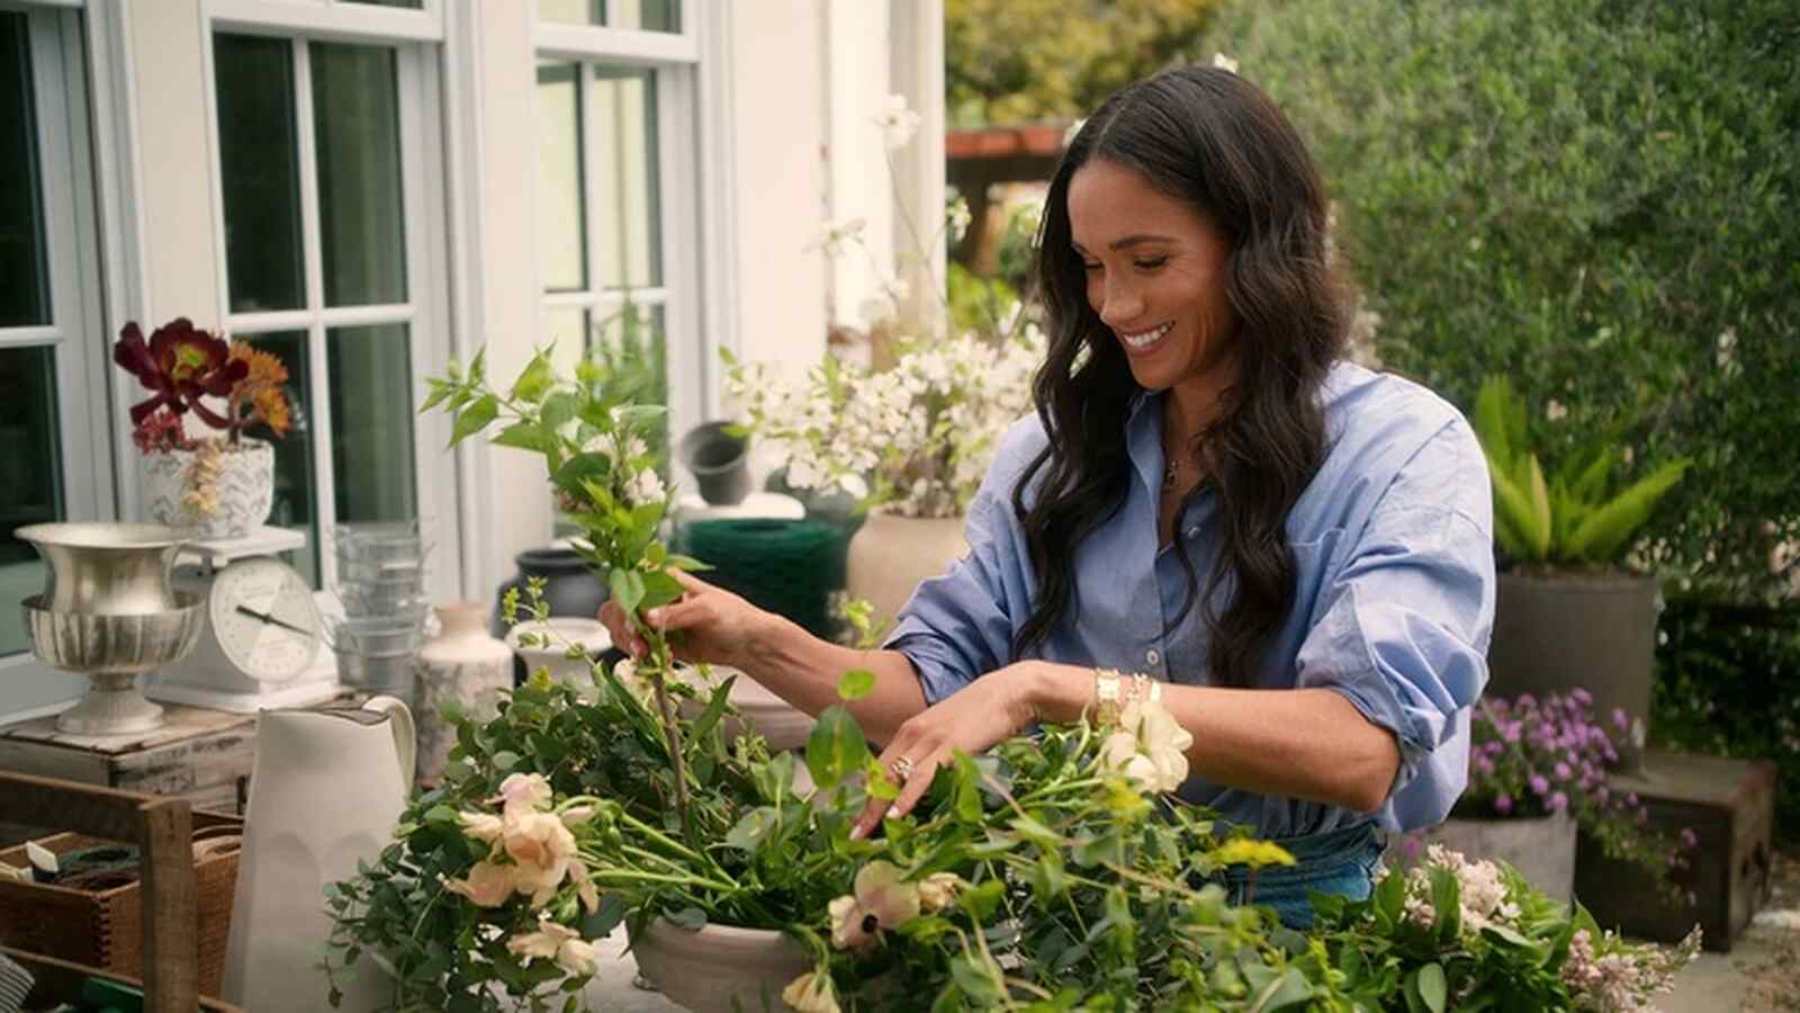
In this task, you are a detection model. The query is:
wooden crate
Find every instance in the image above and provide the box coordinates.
[1573,749,1776,951]
[0,810,240,997]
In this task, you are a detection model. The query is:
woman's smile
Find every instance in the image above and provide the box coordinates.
[1119,320,1175,354]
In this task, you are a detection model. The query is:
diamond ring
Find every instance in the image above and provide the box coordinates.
[890,755,916,781]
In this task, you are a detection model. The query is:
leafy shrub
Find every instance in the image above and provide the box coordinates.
[1206,0,1800,600]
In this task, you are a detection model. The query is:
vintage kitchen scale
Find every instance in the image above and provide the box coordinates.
[147,526,341,712]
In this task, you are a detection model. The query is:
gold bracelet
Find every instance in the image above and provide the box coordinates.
[1093,667,1124,727]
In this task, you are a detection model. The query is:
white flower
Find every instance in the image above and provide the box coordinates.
[1545,399,1568,422]
[506,919,599,977]
[782,972,841,1013]
[874,93,922,150]
[812,217,867,258]
[1100,700,1194,794]
[947,196,973,244]
[1212,52,1240,74]
[625,466,665,507]
[1716,327,1739,372]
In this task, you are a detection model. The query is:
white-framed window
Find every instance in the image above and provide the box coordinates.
[534,0,707,467]
[202,1,460,596]
[0,2,109,696]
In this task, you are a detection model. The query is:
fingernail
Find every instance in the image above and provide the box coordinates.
[848,823,866,841]
[646,608,663,624]
[885,804,902,820]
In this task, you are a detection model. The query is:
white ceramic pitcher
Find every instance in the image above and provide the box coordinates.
[222,696,415,1012]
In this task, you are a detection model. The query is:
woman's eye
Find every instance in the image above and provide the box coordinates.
[1134,257,1169,271]
[1081,261,1103,272]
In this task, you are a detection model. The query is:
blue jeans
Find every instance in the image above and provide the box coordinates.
[1210,823,1384,929]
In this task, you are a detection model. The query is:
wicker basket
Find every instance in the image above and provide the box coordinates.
[0,811,240,998]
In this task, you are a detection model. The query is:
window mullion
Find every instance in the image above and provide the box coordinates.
[579,59,603,351]
[293,36,339,589]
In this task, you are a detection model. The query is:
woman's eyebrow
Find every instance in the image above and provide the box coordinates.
[1071,235,1177,254]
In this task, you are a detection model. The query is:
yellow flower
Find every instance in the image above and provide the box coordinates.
[828,861,920,950]
[444,860,515,907]
[506,919,599,977]
[781,971,841,1013]
[1209,838,1297,870]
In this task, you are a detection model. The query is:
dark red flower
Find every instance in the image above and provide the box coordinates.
[113,318,248,429]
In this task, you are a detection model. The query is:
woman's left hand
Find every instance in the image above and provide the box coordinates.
[850,662,1048,840]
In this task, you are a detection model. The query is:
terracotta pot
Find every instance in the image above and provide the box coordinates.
[1485,570,1659,769]
[629,918,812,1013]
[140,439,275,538]
[844,510,967,627]
[414,601,514,784]
[1419,812,1577,903]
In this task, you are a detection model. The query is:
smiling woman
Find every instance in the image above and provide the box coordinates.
[602,65,1497,931]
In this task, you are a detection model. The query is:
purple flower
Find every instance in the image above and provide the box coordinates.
[1518,694,1537,710]
[1503,722,1522,744]
[1554,762,1572,781]
[1626,792,1640,808]
[1530,774,1550,796]
[1476,755,1495,776]
[1680,828,1698,849]
[1612,708,1630,732]
[1549,792,1568,813]
[1571,688,1593,706]
[1494,794,1514,815]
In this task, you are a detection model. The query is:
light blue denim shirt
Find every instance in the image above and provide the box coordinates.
[884,361,1496,837]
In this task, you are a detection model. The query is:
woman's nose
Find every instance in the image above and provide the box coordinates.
[1096,279,1144,328]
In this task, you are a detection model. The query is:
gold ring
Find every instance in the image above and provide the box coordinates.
[891,756,916,781]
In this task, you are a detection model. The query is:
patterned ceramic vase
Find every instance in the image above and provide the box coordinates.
[139,438,275,538]
[413,600,512,785]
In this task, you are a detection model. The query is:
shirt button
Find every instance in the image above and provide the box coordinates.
[1146,648,1161,666]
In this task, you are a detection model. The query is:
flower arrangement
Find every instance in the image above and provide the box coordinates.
[113,317,293,526]
[1313,843,1701,1011]
[1461,691,1695,898]
[723,324,1042,518]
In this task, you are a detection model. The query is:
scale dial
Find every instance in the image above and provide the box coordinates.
[208,556,322,684]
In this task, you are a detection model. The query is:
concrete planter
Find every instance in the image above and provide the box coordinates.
[845,510,966,626]
[1424,812,1577,903]
[139,439,275,538]
[629,918,812,1013]
[1486,570,1659,768]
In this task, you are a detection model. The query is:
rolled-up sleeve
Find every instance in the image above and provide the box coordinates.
[881,483,1025,704]
[1294,422,1496,827]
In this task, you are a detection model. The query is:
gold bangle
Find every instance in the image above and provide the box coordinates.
[1093,668,1124,727]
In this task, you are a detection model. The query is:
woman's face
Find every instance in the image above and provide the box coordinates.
[1066,158,1236,393]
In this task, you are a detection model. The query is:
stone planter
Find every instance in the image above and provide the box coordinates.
[139,439,275,538]
[1485,570,1659,769]
[845,510,967,626]
[1422,812,1577,903]
[414,601,514,785]
[629,918,812,1013]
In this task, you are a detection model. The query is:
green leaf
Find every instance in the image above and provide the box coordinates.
[419,380,452,414]
[665,906,706,931]
[1565,458,1690,562]
[1524,454,1553,557]
[1472,375,1516,474]
[952,753,983,822]
[1489,454,1548,561]
[804,704,870,790]
[609,568,645,615]
[638,569,684,611]
[509,353,555,404]
[949,954,1004,1005]
[959,878,1005,920]
[1245,967,1314,1012]
[837,668,876,701]
[491,750,520,771]
[688,675,736,743]
[423,804,459,826]
[1429,865,1462,942]
[666,553,713,572]
[492,420,555,453]
[581,893,628,940]
[723,806,780,850]
[450,394,499,447]
[540,390,580,435]
[1417,962,1447,1013]
[642,541,667,568]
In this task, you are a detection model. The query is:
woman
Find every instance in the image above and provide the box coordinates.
[602,66,1494,928]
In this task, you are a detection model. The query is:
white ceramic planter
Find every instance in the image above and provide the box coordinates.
[1421,812,1578,903]
[140,438,275,538]
[844,509,967,626]
[506,616,613,690]
[629,918,813,1013]
[414,601,514,785]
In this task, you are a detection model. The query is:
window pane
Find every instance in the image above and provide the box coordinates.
[342,0,424,8]
[0,12,49,327]
[544,307,588,349]
[327,323,416,524]
[592,67,661,289]
[312,42,407,307]
[539,0,680,32]
[537,62,586,293]
[590,302,667,466]
[216,34,306,313]
[242,330,320,586]
[0,346,64,654]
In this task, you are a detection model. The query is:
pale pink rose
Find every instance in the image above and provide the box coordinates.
[445,860,515,907]
[458,811,505,847]
[504,811,579,906]
[828,861,920,950]
[492,772,553,819]
[560,805,597,828]
[917,872,965,914]
[568,858,601,915]
[782,971,842,1013]
[506,920,599,977]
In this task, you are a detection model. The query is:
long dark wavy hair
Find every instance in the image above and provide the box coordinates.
[1012,66,1349,687]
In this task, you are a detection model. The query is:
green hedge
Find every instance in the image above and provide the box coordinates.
[1205,0,1799,599]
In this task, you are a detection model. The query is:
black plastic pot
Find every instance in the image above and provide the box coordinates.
[679,421,750,506]
[492,546,609,636]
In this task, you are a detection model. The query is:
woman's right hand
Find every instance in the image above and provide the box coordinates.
[597,569,771,669]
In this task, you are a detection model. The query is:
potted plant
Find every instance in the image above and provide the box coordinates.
[1472,375,1689,768]
[1403,690,1693,908]
[114,318,294,538]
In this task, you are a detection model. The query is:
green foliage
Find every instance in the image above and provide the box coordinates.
[1653,598,1800,841]
[1207,0,1800,598]
[945,0,1224,127]
[1471,376,1688,568]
